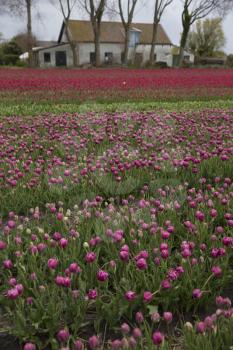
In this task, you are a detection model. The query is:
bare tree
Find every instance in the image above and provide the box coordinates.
[118,0,139,65]
[178,0,232,66]
[219,0,233,14]
[0,0,35,67]
[0,0,10,15]
[13,32,37,53]
[78,0,106,67]
[25,0,33,66]
[149,0,173,65]
[50,0,78,66]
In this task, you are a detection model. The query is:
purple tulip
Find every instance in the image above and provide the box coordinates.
[152,331,164,345]
[57,328,70,342]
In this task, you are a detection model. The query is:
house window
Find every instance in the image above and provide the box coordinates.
[154,54,157,62]
[129,30,141,47]
[184,55,190,61]
[44,52,51,63]
[105,52,113,64]
[90,52,96,64]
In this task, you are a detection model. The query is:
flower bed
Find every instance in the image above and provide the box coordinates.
[1,68,233,103]
[0,109,232,349]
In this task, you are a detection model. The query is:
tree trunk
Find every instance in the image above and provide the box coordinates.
[122,26,130,65]
[178,46,185,67]
[178,23,190,67]
[178,4,191,68]
[70,42,78,67]
[149,20,159,66]
[26,0,33,67]
[65,23,78,67]
[94,29,101,67]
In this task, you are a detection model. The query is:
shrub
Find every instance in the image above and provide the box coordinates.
[226,54,233,67]
[154,61,168,68]
[15,59,28,67]
[3,54,20,65]
[0,39,22,66]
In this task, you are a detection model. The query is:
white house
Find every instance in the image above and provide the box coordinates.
[19,41,57,63]
[37,20,194,68]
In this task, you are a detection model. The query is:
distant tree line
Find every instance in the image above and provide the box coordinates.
[188,18,226,58]
[0,38,22,65]
[0,32,37,65]
[0,0,233,67]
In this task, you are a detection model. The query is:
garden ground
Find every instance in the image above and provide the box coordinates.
[0,68,233,350]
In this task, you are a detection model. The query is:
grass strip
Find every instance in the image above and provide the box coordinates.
[0,99,233,116]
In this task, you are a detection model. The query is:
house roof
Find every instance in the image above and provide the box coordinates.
[20,41,61,58]
[58,20,172,45]
[36,43,69,52]
[36,40,57,48]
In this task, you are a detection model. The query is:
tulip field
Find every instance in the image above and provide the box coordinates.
[1,68,233,104]
[0,68,233,350]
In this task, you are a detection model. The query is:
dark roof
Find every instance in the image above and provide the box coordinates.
[36,40,57,48]
[36,43,68,52]
[58,20,172,45]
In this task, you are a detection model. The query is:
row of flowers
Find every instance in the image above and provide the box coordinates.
[20,295,233,349]
[1,68,233,102]
[0,109,232,197]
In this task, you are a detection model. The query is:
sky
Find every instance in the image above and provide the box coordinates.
[0,0,233,53]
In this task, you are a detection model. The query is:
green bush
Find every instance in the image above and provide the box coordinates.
[15,59,28,67]
[143,60,169,69]
[0,39,22,66]
[226,54,233,67]
[154,61,168,68]
[3,54,19,65]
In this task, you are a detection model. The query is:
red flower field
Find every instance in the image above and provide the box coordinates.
[1,68,233,102]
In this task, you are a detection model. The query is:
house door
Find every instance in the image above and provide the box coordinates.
[172,55,179,67]
[56,51,67,67]
[105,52,113,64]
[90,52,96,65]
[134,53,143,66]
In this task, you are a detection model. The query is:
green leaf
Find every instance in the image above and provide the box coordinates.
[147,305,158,315]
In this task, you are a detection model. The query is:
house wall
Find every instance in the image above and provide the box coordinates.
[38,42,194,68]
[129,45,194,67]
[38,44,75,68]
[78,43,124,65]
[38,43,123,67]
[186,52,195,64]
[61,31,68,43]
[129,44,173,66]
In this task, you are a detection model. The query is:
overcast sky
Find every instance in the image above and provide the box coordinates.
[1,0,233,53]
